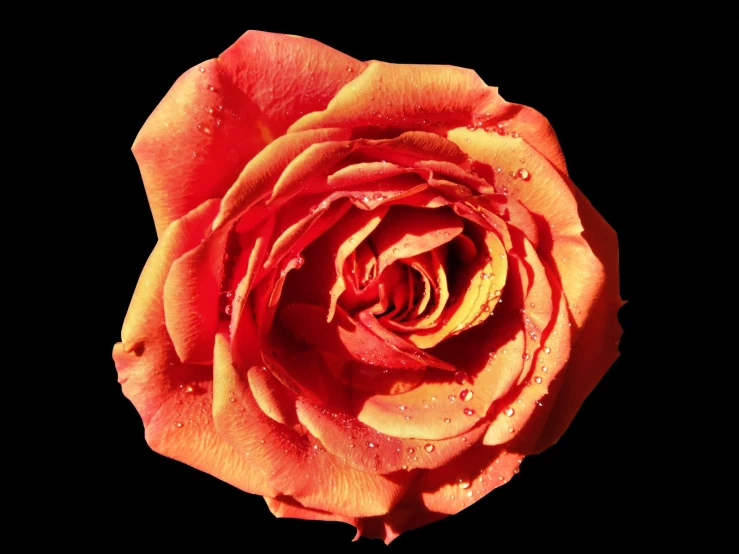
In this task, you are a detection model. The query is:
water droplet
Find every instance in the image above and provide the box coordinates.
[466,490,473,497]
[542,366,549,373]
[523,353,531,360]
[198,67,205,73]
[366,441,377,448]
[454,371,469,385]
[504,407,515,417]
[392,247,399,254]
[398,405,407,411]
[457,476,471,489]
[174,422,183,428]
[401,464,407,470]
[361,196,370,203]
[508,427,514,433]
[495,167,503,173]
[459,389,473,402]
[544,347,552,354]
[224,304,232,315]
[448,394,456,402]
[206,84,217,92]
[407,447,415,454]
[346,66,354,72]
[463,408,475,416]
[197,123,212,135]
[517,168,531,181]
[511,131,519,138]
[444,418,451,423]
[180,384,194,393]
[424,444,435,453]
[349,237,355,244]
[534,376,543,384]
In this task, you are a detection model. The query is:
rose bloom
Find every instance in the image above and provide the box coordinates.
[113,30,622,543]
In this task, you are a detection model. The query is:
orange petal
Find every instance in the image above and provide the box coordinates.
[483,283,571,446]
[354,313,525,440]
[214,127,351,230]
[419,445,524,515]
[113,200,274,497]
[212,331,412,517]
[533,174,622,451]
[369,205,464,273]
[162,225,227,364]
[296,397,487,473]
[264,496,361,539]
[289,62,507,134]
[406,220,507,348]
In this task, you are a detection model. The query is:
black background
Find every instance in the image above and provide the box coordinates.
[80,14,671,551]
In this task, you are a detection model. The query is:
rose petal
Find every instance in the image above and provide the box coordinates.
[212,331,412,517]
[264,496,361,540]
[214,127,351,230]
[133,29,364,235]
[354,313,525,440]
[369,205,464,273]
[162,225,227,364]
[289,62,507,133]
[280,303,454,372]
[532,174,622,451]
[405,220,507,348]
[419,445,524,514]
[113,200,275,497]
[483,284,571,446]
[296,397,487,473]
[220,31,365,138]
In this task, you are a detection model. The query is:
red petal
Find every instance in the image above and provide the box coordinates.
[219,31,365,138]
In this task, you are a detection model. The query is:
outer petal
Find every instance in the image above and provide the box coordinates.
[112,200,275,497]
[533,175,622,451]
[265,497,361,540]
[289,61,507,133]
[133,31,365,235]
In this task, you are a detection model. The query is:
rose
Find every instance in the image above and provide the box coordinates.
[112,30,621,543]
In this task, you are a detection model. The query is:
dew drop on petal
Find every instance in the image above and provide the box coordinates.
[174,422,183,428]
[534,376,543,384]
[459,389,473,402]
[517,168,531,181]
[454,371,469,385]
[424,444,435,453]
[504,407,515,417]
[463,408,475,416]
